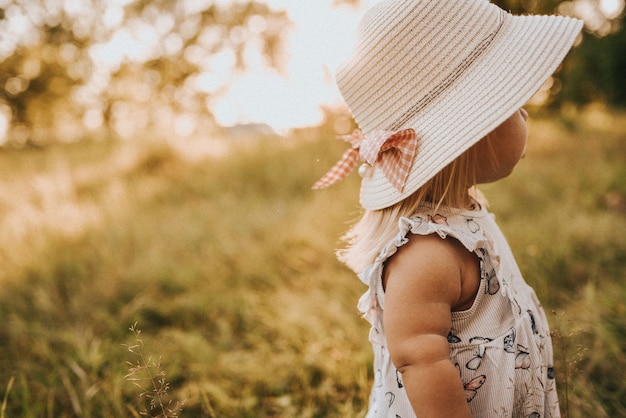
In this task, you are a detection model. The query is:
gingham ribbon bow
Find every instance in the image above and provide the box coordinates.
[312,128,417,192]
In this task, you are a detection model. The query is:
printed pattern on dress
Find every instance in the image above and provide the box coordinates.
[359,207,561,418]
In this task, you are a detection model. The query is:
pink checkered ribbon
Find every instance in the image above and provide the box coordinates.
[312,128,417,192]
[312,129,363,190]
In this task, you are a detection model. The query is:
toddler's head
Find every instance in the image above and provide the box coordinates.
[317,0,582,211]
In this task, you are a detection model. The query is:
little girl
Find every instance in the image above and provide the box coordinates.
[313,1,583,417]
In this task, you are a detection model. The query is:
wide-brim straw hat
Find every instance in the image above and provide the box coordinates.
[335,0,583,210]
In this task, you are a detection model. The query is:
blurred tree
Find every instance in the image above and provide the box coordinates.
[0,0,289,146]
[559,27,626,105]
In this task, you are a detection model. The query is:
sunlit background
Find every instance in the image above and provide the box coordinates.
[0,0,624,147]
[0,2,625,417]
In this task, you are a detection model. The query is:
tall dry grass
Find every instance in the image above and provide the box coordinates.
[0,107,624,417]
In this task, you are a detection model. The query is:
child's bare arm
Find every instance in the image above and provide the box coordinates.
[383,234,474,417]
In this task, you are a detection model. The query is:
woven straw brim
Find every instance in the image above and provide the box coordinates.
[358,13,583,210]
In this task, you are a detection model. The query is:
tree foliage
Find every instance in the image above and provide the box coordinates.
[0,0,289,145]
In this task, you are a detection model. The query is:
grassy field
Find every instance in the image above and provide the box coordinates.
[0,107,624,417]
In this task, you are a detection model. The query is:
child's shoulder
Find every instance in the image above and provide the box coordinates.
[388,232,475,273]
[383,230,481,313]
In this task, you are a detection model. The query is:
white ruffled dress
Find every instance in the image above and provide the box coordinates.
[359,205,560,418]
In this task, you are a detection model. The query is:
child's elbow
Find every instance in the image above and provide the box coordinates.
[389,333,451,373]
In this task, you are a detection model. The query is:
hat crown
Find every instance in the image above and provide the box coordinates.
[337,0,504,134]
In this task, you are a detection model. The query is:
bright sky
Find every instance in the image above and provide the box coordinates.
[212,0,375,131]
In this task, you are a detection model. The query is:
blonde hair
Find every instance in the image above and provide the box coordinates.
[338,140,495,273]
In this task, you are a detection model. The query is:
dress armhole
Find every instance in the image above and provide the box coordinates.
[452,249,487,320]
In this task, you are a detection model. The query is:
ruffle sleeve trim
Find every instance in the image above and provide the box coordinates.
[357,207,511,345]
